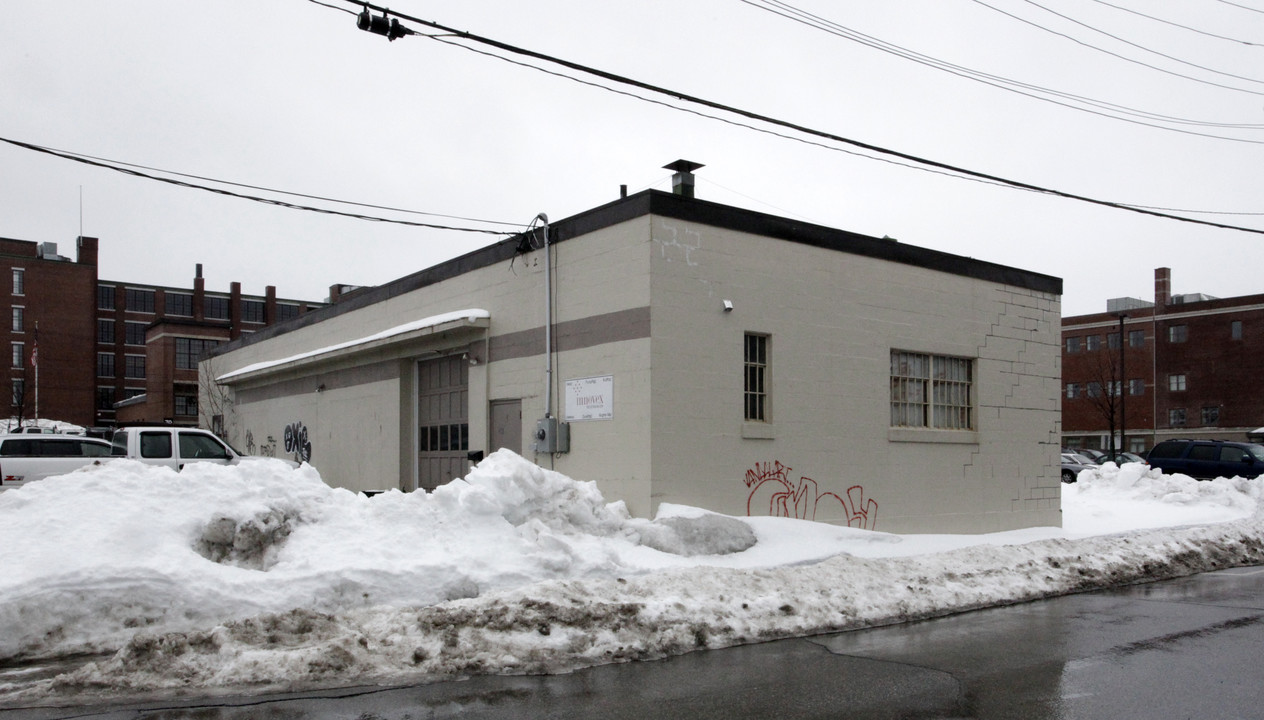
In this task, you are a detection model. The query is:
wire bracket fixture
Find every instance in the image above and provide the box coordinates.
[357,6,413,41]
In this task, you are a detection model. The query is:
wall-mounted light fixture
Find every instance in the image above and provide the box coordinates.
[723,299,734,312]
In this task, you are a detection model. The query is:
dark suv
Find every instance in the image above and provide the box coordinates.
[1146,439,1264,480]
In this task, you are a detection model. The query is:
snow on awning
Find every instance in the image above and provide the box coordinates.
[216,309,490,384]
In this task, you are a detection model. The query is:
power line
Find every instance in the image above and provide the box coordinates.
[333,0,1264,236]
[1087,0,1264,46]
[0,136,521,235]
[753,0,1264,131]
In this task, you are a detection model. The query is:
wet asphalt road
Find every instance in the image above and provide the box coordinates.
[4,565,1264,719]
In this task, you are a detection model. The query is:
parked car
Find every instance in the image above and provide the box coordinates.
[1094,452,1148,466]
[1077,448,1107,462]
[1146,439,1264,480]
[1060,453,1096,483]
[0,434,115,491]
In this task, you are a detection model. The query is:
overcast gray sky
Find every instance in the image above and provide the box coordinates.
[3,0,1261,316]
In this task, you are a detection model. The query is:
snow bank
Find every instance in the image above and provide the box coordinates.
[1,456,1262,700]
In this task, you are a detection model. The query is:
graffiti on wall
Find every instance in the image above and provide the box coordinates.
[284,421,312,464]
[244,430,277,457]
[743,461,879,530]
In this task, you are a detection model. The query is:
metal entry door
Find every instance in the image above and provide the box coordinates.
[417,354,469,491]
[490,399,522,455]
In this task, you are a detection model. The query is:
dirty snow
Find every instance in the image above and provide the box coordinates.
[1,451,1262,702]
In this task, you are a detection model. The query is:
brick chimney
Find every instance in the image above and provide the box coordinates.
[1155,267,1171,310]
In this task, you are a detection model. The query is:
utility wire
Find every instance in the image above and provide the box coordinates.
[0,136,517,235]
[1087,0,1264,47]
[334,0,1264,236]
[755,0,1264,128]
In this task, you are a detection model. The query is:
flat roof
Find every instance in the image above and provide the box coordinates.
[211,189,1062,357]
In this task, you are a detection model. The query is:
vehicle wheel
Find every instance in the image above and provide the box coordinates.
[1061,469,1075,483]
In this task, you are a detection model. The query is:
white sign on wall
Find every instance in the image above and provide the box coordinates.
[564,375,613,421]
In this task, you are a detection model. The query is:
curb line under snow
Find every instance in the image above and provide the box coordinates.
[43,511,1264,696]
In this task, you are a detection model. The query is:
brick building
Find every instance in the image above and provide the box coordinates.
[2,235,324,429]
[1061,267,1264,454]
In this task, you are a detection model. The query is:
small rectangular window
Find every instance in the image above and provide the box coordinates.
[1085,335,1100,351]
[891,350,974,430]
[125,288,156,313]
[165,292,193,317]
[1128,330,1145,348]
[1169,408,1187,426]
[174,394,198,416]
[11,307,22,333]
[96,386,116,411]
[175,337,219,370]
[11,342,23,369]
[11,378,24,406]
[1202,406,1220,425]
[1168,325,1188,343]
[12,269,24,296]
[1129,378,1145,396]
[1232,321,1243,340]
[276,303,300,323]
[744,333,768,422]
[124,354,146,379]
[97,352,115,377]
[1169,374,1186,392]
[243,299,265,324]
[205,296,229,320]
[125,322,147,346]
[97,284,115,310]
[98,319,115,344]
[1107,333,1120,350]
[1065,337,1082,353]
[1066,383,1081,399]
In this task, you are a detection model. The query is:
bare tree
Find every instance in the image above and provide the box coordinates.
[1083,349,1123,457]
[198,357,236,442]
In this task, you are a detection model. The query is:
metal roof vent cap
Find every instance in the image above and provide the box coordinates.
[664,159,704,199]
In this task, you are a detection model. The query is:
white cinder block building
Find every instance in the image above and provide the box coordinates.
[204,164,1063,534]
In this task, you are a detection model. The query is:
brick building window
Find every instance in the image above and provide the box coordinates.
[744,333,768,422]
[1066,337,1082,353]
[1168,325,1188,343]
[12,378,24,406]
[174,394,198,417]
[124,355,146,379]
[165,292,193,317]
[891,351,974,430]
[1087,382,1102,398]
[1232,321,1243,340]
[1169,374,1186,392]
[1129,379,1145,396]
[11,342,23,369]
[97,284,115,310]
[125,288,155,313]
[97,352,115,377]
[1202,406,1220,425]
[1107,333,1120,350]
[125,322,147,346]
[1129,330,1145,348]
[243,299,265,324]
[276,303,300,323]
[98,319,115,344]
[205,296,230,320]
[1066,383,1082,399]
[97,387,116,411]
[11,307,22,333]
[175,338,219,370]
[1169,408,1186,426]
[1085,335,1100,351]
[12,269,24,296]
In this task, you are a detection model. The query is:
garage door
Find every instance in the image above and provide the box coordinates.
[417,354,468,491]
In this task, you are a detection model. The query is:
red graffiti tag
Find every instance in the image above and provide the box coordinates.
[743,461,878,530]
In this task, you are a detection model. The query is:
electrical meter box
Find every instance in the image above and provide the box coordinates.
[533,416,570,454]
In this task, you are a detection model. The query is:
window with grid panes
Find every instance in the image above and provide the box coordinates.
[890,351,974,430]
[744,333,768,422]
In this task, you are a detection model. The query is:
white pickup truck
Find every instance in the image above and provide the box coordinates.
[108,426,244,471]
[0,427,247,491]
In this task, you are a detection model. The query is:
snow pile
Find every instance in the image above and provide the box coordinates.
[1,455,1262,700]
